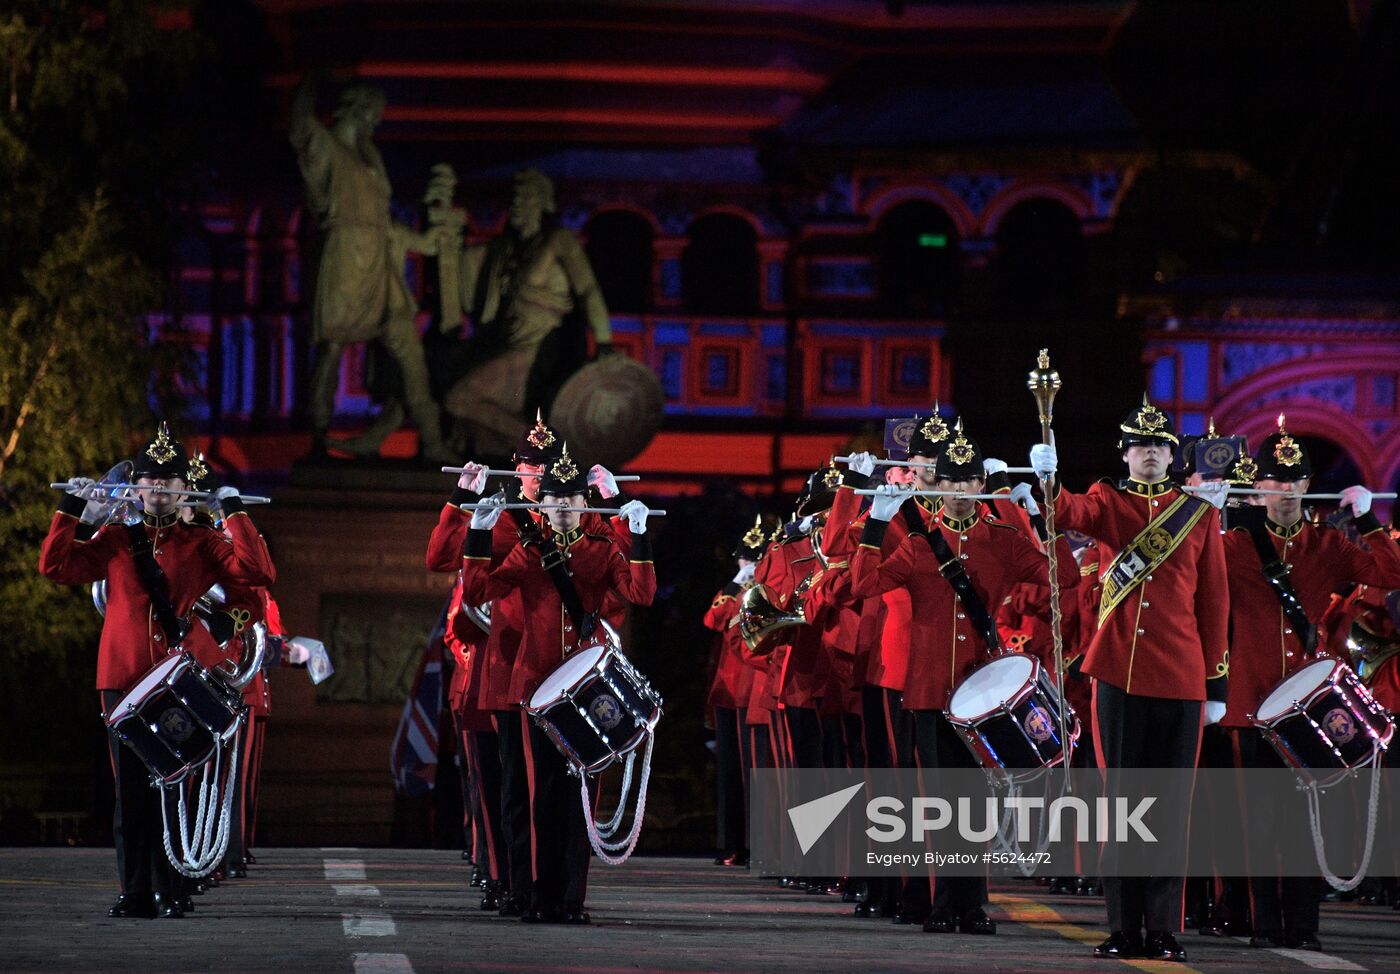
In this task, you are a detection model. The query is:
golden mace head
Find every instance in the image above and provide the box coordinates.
[1027,347,1061,410]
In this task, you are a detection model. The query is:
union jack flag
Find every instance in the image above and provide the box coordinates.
[389,603,447,797]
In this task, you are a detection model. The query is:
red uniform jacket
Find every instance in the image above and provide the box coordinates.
[430,502,547,713]
[703,582,757,709]
[1054,479,1228,701]
[461,525,655,706]
[40,507,276,692]
[756,531,828,709]
[1222,514,1400,727]
[850,511,1077,711]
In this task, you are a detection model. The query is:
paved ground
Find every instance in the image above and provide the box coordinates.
[0,848,1396,973]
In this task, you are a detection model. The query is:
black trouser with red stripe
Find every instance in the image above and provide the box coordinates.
[465,725,507,883]
[1092,680,1202,935]
[1236,727,1322,938]
[913,710,987,916]
[712,706,747,856]
[494,709,533,904]
[864,686,926,917]
[521,711,592,913]
[102,690,177,902]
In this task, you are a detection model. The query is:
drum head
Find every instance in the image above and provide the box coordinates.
[948,654,1036,721]
[529,646,608,710]
[1257,658,1335,723]
[108,654,186,725]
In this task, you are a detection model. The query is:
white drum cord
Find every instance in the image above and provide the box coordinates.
[1305,743,1384,893]
[160,726,242,878]
[581,734,656,866]
[987,772,1059,878]
[593,748,637,840]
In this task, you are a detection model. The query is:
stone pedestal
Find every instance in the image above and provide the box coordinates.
[251,460,456,846]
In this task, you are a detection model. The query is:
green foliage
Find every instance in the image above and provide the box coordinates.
[0,2,203,696]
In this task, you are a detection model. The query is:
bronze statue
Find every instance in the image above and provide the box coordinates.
[434,168,615,457]
[290,72,452,462]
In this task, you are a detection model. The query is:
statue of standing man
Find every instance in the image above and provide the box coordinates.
[435,168,615,457]
[290,71,452,463]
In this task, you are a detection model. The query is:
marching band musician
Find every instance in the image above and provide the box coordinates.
[39,423,276,920]
[855,425,1078,936]
[820,418,943,921]
[1218,420,1400,951]
[428,412,562,916]
[702,517,766,868]
[461,446,656,925]
[1029,397,1230,962]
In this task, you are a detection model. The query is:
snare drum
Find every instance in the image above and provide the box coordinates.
[526,633,662,775]
[946,653,1079,773]
[104,653,247,784]
[1254,657,1394,788]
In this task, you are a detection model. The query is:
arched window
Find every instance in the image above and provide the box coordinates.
[995,199,1084,317]
[682,213,759,315]
[1293,434,1363,496]
[875,200,959,316]
[584,209,654,313]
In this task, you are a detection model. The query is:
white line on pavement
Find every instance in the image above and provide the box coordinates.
[325,859,368,880]
[352,953,414,973]
[333,885,382,897]
[342,914,397,937]
[1268,948,1365,971]
[321,847,361,852]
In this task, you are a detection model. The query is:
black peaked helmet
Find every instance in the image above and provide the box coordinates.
[132,421,189,480]
[1253,413,1312,482]
[1118,394,1179,450]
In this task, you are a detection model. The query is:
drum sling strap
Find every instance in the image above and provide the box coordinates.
[522,530,597,645]
[124,522,189,648]
[903,505,1003,653]
[1244,521,1319,655]
[123,524,239,648]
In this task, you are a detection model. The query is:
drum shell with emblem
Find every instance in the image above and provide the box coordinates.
[1253,657,1394,788]
[526,640,662,776]
[104,653,247,785]
[945,653,1079,774]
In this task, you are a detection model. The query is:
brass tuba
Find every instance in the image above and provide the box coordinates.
[738,583,807,656]
[1348,619,1400,682]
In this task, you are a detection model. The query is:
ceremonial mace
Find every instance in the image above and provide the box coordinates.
[1027,349,1072,762]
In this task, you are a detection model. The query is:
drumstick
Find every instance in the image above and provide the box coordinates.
[51,482,272,503]
[1181,486,1398,500]
[852,488,1024,500]
[834,456,1036,474]
[440,466,640,481]
[457,503,667,517]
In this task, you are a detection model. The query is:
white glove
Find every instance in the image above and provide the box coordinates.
[284,639,311,664]
[214,485,240,502]
[869,484,906,523]
[1029,443,1058,480]
[618,499,650,534]
[458,462,488,495]
[982,457,1008,477]
[1010,481,1040,517]
[732,562,756,585]
[65,476,102,501]
[1340,485,1373,518]
[798,515,814,533]
[1196,480,1230,511]
[847,452,876,478]
[1204,701,1226,726]
[470,491,507,530]
[588,464,620,500]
